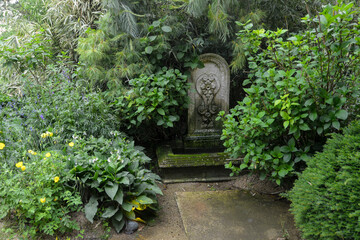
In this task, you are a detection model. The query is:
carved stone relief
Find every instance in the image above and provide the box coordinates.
[187,53,230,137]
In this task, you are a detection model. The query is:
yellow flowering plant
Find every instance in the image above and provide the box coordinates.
[0,150,82,238]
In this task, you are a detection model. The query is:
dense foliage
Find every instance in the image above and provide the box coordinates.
[288,119,360,239]
[70,134,162,233]
[221,2,360,184]
[1,0,360,237]
[0,146,82,238]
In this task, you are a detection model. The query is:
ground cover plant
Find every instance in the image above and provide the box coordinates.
[221,1,360,184]
[288,119,360,239]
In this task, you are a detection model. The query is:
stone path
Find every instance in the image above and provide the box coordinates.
[176,190,298,240]
[110,181,300,240]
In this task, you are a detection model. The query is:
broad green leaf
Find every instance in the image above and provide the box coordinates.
[145,46,153,54]
[278,169,288,178]
[283,121,289,129]
[105,183,119,200]
[84,196,98,223]
[177,52,184,59]
[125,210,136,220]
[299,124,311,131]
[136,195,155,205]
[240,163,248,170]
[102,206,119,218]
[283,154,291,162]
[309,111,318,121]
[335,110,348,120]
[258,111,265,118]
[114,211,123,222]
[157,108,165,115]
[114,189,124,205]
[317,127,323,135]
[280,111,290,120]
[332,121,340,130]
[304,99,314,107]
[122,202,133,212]
[119,177,130,185]
[161,26,172,32]
[157,119,164,126]
[112,218,125,233]
[274,99,282,106]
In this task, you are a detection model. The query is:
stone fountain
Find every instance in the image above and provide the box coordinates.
[157,53,238,182]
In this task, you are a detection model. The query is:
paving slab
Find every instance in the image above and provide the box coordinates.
[175,190,299,240]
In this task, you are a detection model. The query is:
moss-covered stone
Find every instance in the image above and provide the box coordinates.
[157,145,232,168]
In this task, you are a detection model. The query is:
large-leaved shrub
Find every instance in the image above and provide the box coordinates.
[69,133,162,233]
[221,2,360,184]
[288,119,360,239]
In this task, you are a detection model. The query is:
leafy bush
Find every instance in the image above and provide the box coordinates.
[0,149,82,238]
[113,68,190,138]
[69,133,162,233]
[288,119,360,239]
[221,2,360,184]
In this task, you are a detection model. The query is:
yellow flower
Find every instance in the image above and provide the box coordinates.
[54,176,60,183]
[40,198,46,203]
[48,132,53,137]
[0,142,5,150]
[68,142,74,147]
[41,133,47,138]
[28,149,33,154]
[21,166,26,171]
[54,198,57,201]
[15,162,23,168]
[45,152,51,158]
[33,152,37,155]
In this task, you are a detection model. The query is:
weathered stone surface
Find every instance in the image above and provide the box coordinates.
[176,190,300,240]
[187,53,230,139]
[156,145,231,168]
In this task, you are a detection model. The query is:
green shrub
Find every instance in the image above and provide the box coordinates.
[69,133,162,233]
[113,67,190,138]
[0,149,82,238]
[288,119,360,239]
[220,2,360,184]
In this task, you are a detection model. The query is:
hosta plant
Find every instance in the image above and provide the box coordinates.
[70,133,162,233]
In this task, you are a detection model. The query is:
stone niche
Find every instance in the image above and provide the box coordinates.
[157,53,234,175]
[184,53,230,151]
